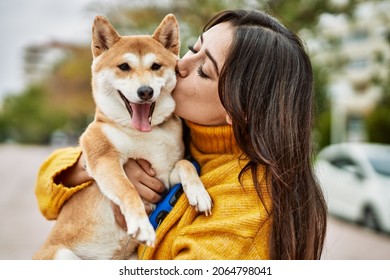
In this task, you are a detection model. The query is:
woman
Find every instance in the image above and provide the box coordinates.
[35,9,327,259]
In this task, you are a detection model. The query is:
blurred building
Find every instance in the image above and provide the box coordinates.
[310,0,390,144]
[24,42,69,86]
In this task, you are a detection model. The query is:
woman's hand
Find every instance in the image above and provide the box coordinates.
[114,158,165,231]
[123,158,165,205]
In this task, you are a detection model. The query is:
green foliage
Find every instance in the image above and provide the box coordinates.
[267,0,360,32]
[100,0,264,56]
[366,88,390,144]
[366,106,390,144]
[314,110,332,152]
[43,45,94,118]
[0,43,94,144]
[365,21,390,145]
[0,86,67,144]
[312,63,331,150]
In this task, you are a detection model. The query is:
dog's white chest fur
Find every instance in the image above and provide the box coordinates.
[102,116,184,186]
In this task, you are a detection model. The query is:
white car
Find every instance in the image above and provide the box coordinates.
[315,142,390,233]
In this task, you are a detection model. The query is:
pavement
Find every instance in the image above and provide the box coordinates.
[1,144,390,260]
[0,144,55,259]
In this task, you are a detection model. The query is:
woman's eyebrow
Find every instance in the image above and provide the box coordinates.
[201,34,219,76]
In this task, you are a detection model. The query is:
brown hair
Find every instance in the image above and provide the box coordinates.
[204,10,327,259]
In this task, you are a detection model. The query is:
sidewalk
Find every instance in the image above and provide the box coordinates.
[0,144,55,259]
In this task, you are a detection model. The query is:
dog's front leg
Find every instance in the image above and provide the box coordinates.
[88,155,155,245]
[81,137,156,246]
[169,159,212,215]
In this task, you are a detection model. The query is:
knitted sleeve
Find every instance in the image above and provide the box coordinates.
[34,147,93,220]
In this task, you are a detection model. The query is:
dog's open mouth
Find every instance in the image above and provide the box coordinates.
[118,91,155,132]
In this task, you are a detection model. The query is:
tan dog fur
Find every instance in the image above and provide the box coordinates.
[33,14,212,260]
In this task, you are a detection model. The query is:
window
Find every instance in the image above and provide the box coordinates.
[329,157,356,169]
[329,156,364,178]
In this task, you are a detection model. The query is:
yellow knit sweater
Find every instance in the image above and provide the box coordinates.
[35,122,271,259]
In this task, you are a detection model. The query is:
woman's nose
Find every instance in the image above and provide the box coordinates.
[175,60,188,78]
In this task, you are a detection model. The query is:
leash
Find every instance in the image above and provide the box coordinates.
[122,236,133,260]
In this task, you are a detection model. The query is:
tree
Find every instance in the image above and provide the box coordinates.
[366,49,390,144]
[0,43,94,144]
[0,85,67,144]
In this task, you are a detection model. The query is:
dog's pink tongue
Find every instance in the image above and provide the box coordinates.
[130,103,152,132]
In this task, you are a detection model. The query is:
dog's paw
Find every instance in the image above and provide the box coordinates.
[184,183,213,216]
[125,215,156,247]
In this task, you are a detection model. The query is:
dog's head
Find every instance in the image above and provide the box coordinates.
[91,14,179,132]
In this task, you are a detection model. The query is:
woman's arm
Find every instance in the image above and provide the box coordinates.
[35,147,165,221]
[54,151,92,187]
[35,147,89,220]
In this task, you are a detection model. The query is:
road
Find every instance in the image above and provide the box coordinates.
[1,144,390,260]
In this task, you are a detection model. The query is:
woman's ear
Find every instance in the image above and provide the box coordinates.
[226,114,232,125]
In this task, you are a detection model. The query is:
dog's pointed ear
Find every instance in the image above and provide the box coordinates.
[92,16,121,58]
[152,14,180,56]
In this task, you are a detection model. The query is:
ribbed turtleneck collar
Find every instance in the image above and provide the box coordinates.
[186,121,241,156]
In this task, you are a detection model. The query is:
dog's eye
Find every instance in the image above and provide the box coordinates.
[118,63,130,71]
[151,63,162,71]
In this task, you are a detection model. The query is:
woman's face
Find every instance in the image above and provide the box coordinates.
[173,22,233,126]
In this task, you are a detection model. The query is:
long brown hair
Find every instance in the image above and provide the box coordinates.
[204,10,327,259]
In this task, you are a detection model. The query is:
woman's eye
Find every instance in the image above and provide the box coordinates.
[197,65,209,79]
[188,45,198,54]
[118,63,130,71]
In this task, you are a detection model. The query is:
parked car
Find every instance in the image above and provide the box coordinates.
[315,142,390,233]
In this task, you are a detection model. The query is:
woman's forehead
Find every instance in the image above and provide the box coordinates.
[203,22,233,41]
[202,22,233,61]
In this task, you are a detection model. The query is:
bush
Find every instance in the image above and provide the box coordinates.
[0,85,67,144]
[366,103,390,144]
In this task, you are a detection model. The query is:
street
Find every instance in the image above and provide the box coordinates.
[1,144,390,260]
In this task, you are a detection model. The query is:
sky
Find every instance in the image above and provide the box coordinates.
[0,0,114,100]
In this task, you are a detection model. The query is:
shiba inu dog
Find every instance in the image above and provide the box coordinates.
[33,14,212,260]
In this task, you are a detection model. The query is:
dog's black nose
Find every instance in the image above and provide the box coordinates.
[137,86,154,101]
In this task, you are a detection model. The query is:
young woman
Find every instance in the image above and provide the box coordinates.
[35,9,327,259]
